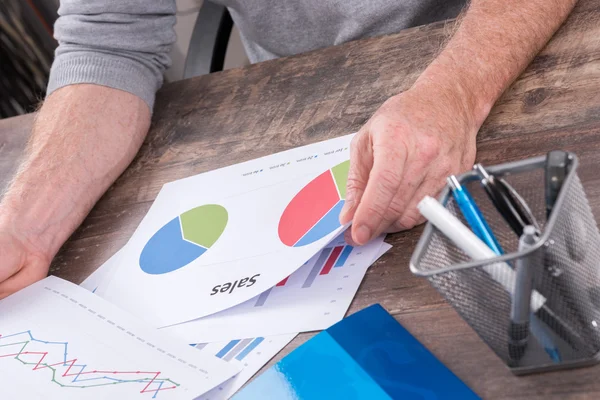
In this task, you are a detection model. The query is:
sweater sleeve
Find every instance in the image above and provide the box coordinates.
[47,0,177,110]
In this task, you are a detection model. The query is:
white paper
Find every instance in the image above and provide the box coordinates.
[194,333,297,400]
[101,134,355,327]
[0,276,239,400]
[162,235,391,343]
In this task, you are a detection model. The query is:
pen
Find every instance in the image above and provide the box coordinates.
[419,196,563,362]
[474,164,540,237]
[509,226,537,361]
[447,175,503,255]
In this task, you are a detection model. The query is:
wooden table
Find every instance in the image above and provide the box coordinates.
[2,1,600,398]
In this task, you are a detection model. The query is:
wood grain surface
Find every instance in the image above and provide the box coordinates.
[2,0,600,398]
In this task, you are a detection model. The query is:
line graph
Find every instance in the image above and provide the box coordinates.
[0,331,179,398]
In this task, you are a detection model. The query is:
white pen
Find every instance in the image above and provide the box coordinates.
[417,196,546,311]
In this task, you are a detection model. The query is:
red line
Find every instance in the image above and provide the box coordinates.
[276,277,289,286]
[320,246,343,275]
[12,352,163,382]
[140,372,161,393]
[1,334,169,395]
[33,352,50,370]
[74,370,159,376]
[144,385,178,393]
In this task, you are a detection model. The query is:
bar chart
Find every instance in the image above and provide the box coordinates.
[163,234,389,344]
[255,244,356,307]
[194,334,297,400]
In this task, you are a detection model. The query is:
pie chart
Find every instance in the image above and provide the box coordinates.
[278,160,349,247]
[139,204,228,274]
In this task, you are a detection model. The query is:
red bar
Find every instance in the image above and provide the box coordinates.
[276,277,289,286]
[319,246,344,275]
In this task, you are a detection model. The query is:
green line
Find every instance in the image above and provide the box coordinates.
[0,340,29,349]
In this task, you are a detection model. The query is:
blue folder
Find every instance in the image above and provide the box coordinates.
[233,304,479,399]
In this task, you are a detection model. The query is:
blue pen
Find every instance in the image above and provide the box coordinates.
[447,176,503,255]
[448,176,561,363]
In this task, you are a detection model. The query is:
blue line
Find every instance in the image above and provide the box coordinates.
[235,337,264,361]
[71,364,88,382]
[334,246,353,267]
[31,337,68,346]
[153,380,165,399]
[216,340,240,358]
[0,331,32,340]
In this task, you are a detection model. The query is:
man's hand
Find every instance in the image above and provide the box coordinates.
[341,0,577,245]
[0,84,150,299]
[340,85,477,245]
[0,231,50,298]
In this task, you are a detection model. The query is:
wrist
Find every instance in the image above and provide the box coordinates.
[405,75,482,142]
[412,62,494,135]
[0,187,75,261]
[0,201,57,262]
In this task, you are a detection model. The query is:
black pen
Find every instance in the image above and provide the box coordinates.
[474,164,540,237]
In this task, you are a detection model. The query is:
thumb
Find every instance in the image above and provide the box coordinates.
[340,132,373,225]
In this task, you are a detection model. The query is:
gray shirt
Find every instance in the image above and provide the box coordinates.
[48,0,466,109]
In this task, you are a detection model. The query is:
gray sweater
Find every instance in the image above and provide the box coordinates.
[48,0,466,109]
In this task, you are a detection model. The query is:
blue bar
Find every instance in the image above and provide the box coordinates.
[224,338,253,361]
[216,339,240,358]
[334,246,353,268]
[235,337,265,361]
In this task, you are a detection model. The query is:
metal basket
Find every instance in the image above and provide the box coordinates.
[410,154,600,374]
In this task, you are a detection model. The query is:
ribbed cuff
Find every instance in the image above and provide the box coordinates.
[47,52,160,110]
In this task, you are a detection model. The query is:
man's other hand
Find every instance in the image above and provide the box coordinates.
[0,230,50,299]
[340,85,478,245]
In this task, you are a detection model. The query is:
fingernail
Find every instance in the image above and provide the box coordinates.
[355,225,372,245]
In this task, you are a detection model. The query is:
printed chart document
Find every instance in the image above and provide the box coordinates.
[164,235,391,343]
[101,134,355,327]
[194,333,298,400]
[81,234,392,343]
[0,277,239,400]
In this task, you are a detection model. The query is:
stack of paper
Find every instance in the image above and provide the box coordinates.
[0,134,392,399]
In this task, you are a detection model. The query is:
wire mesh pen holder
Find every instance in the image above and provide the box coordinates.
[410,154,600,375]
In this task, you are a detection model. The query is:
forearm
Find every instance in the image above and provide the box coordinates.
[0,84,150,259]
[413,0,577,131]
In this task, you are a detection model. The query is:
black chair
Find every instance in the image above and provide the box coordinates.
[183,1,234,79]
